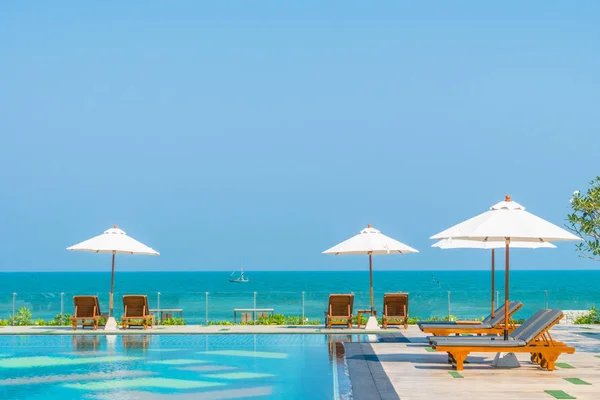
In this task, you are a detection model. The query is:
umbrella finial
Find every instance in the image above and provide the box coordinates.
[368,224,371,228]
[114,224,117,228]
[505,195,511,202]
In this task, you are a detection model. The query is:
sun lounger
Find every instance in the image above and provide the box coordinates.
[418,301,521,330]
[382,293,409,329]
[121,295,155,330]
[431,309,574,371]
[71,296,107,330]
[419,301,523,336]
[324,294,354,329]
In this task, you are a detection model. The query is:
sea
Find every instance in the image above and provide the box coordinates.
[1,271,598,324]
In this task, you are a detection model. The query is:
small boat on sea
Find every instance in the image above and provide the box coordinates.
[229,269,249,283]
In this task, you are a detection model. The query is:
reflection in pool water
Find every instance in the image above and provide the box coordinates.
[0,334,384,399]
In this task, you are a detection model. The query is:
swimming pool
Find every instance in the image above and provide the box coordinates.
[0,334,376,399]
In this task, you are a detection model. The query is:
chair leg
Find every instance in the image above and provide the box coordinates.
[449,351,468,371]
[530,353,538,364]
[543,352,560,371]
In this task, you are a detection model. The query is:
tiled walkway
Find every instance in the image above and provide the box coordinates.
[354,325,600,400]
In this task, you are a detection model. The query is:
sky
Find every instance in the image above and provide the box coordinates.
[0,1,599,272]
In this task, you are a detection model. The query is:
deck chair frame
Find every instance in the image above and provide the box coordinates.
[382,293,409,329]
[121,295,155,330]
[434,313,574,371]
[324,294,354,329]
[423,302,523,336]
[71,296,105,330]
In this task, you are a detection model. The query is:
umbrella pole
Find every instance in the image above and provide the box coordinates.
[491,248,495,318]
[369,252,374,314]
[504,239,510,340]
[110,252,115,318]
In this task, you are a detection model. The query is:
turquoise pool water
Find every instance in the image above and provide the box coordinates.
[0,334,369,399]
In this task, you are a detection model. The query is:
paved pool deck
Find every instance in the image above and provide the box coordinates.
[348,324,600,400]
[2,324,600,399]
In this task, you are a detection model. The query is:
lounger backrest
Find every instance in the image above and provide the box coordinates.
[508,309,548,340]
[329,294,354,316]
[481,302,507,324]
[123,295,149,317]
[488,301,523,326]
[383,293,408,317]
[512,309,563,343]
[73,296,99,318]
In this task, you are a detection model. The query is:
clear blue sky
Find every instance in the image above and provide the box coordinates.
[1,1,598,271]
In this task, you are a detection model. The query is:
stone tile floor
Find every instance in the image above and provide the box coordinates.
[360,324,600,400]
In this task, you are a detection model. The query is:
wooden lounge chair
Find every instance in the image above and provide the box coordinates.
[420,301,523,337]
[324,294,354,329]
[382,293,409,329]
[418,301,522,331]
[431,309,574,371]
[71,296,107,330]
[121,295,155,330]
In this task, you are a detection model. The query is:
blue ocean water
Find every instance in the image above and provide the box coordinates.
[1,271,598,323]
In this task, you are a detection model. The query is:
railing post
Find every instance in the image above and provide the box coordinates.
[60,292,64,319]
[253,292,257,322]
[12,293,16,326]
[157,292,161,325]
[205,292,209,324]
[544,290,548,309]
[447,291,451,320]
[302,291,305,325]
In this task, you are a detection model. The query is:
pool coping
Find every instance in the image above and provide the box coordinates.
[0,325,406,335]
[345,342,400,400]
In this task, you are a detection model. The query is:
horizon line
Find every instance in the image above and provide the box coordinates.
[0,269,596,273]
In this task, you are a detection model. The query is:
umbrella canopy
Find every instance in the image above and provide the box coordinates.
[323,225,418,319]
[431,196,580,243]
[323,225,419,255]
[67,227,160,255]
[431,196,581,339]
[67,226,159,321]
[432,239,556,249]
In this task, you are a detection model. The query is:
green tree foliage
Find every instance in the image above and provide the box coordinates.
[568,176,600,260]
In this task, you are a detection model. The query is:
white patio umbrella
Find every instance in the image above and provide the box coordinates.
[67,225,159,330]
[432,239,555,317]
[323,225,418,329]
[431,195,581,339]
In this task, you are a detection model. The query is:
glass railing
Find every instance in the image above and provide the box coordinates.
[0,289,597,325]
